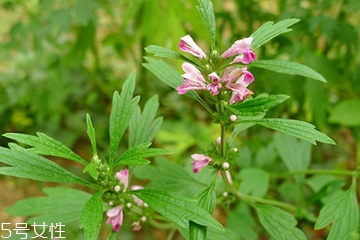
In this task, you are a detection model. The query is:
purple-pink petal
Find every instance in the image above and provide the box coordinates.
[177,62,206,94]
[232,49,257,64]
[179,35,207,59]
[115,169,129,191]
[221,37,253,58]
[106,205,123,232]
[191,154,212,173]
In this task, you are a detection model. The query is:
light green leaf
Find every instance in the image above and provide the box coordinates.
[315,182,359,240]
[227,202,258,239]
[226,94,289,117]
[83,162,99,180]
[252,203,307,240]
[239,168,269,198]
[145,45,188,61]
[5,187,91,225]
[250,60,326,82]
[113,143,172,166]
[79,191,103,240]
[130,189,223,231]
[0,144,92,187]
[196,0,216,48]
[86,113,97,155]
[329,99,360,127]
[3,132,87,165]
[129,95,163,148]
[250,18,300,50]
[238,118,336,145]
[109,72,140,163]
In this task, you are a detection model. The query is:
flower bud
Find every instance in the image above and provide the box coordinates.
[230,115,237,122]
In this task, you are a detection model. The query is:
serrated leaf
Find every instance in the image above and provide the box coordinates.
[145,45,187,61]
[238,118,336,145]
[251,60,326,82]
[3,132,87,165]
[86,113,97,155]
[129,95,163,148]
[250,18,300,50]
[239,168,269,198]
[113,142,172,166]
[196,0,216,48]
[130,189,223,231]
[226,94,289,116]
[5,187,91,224]
[109,72,140,163]
[79,191,103,240]
[252,203,307,240]
[315,182,359,240]
[0,144,92,187]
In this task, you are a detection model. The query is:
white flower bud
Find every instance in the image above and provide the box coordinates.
[230,115,237,122]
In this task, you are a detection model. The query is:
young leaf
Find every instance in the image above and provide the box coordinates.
[252,203,307,240]
[113,142,172,166]
[0,144,92,187]
[237,118,336,145]
[250,59,326,82]
[315,182,359,240]
[109,72,140,163]
[86,113,97,155]
[226,94,289,116]
[79,191,104,240]
[130,189,223,231]
[189,180,216,240]
[196,0,216,48]
[250,18,300,50]
[3,132,87,165]
[145,45,188,61]
[5,187,91,224]
[129,95,163,148]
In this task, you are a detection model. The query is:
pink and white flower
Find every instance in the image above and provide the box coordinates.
[191,154,212,173]
[179,35,207,58]
[221,37,257,64]
[115,169,129,191]
[106,205,123,232]
[224,67,254,104]
[177,62,207,94]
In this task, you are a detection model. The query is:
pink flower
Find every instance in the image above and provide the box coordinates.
[106,205,123,232]
[207,72,222,95]
[115,169,129,191]
[131,185,145,206]
[221,37,257,64]
[225,67,254,104]
[177,62,207,94]
[191,154,212,173]
[179,35,207,58]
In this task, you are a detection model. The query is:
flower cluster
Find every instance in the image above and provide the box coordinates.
[177,35,257,104]
[105,169,147,232]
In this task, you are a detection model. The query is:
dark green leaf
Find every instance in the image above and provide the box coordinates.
[251,60,326,82]
[79,191,103,240]
[3,132,87,165]
[238,118,336,145]
[196,0,216,48]
[252,203,307,240]
[130,189,223,230]
[250,19,300,50]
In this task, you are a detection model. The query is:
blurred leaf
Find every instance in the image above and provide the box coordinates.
[227,202,258,240]
[315,182,359,240]
[329,99,360,127]
[0,144,92,187]
[238,118,336,145]
[79,191,103,240]
[109,72,139,163]
[251,60,326,82]
[5,187,91,224]
[130,189,224,230]
[250,19,300,50]
[129,95,163,148]
[113,142,172,166]
[239,168,269,198]
[145,45,188,61]
[196,0,216,48]
[74,0,98,25]
[252,203,306,240]
[3,132,87,165]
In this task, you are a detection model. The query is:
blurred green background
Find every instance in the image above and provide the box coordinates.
[0,0,359,239]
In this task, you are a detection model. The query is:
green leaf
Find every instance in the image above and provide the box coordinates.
[3,132,87,165]
[0,144,92,187]
[83,162,99,180]
[227,202,258,239]
[109,72,140,163]
[86,113,97,155]
[226,94,289,116]
[250,60,326,82]
[189,180,216,240]
[79,191,104,240]
[196,0,216,48]
[315,182,359,240]
[130,189,223,230]
[252,203,307,240]
[145,45,188,61]
[238,118,336,145]
[239,168,269,198]
[329,99,360,127]
[5,187,91,224]
[129,95,163,148]
[250,18,300,50]
[113,143,172,166]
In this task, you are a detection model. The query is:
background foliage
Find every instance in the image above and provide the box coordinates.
[0,0,359,239]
